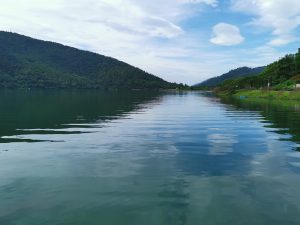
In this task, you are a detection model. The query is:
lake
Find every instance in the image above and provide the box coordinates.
[0,90,300,225]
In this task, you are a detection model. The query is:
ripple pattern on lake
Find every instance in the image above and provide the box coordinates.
[0,91,300,225]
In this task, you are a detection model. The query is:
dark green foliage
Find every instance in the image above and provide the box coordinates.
[260,51,300,86]
[273,79,296,91]
[295,48,300,74]
[194,66,265,87]
[0,32,179,89]
[215,75,264,94]
[217,48,300,93]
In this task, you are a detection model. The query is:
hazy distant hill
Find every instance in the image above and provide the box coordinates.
[0,32,177,89]
[194,66,266,87]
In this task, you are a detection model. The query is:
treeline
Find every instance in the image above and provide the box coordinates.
[194,66,265,87]
[217,48,300,93]
[0,32,183,90]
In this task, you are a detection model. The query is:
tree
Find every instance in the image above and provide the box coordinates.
[295,48,300,74]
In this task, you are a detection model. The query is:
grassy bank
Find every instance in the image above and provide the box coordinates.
[230,90,300,101]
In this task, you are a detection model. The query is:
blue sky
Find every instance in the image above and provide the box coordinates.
[1,0,300,84]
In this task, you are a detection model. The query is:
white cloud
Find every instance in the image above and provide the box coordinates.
[268,36,296,46]
[179,0,218,7]
[210,23,244,46]
[1,0,292,85]
[0,0,222,84]
[231,0,300,46]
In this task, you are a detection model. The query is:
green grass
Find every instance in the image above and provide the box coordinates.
[232,90,300,101]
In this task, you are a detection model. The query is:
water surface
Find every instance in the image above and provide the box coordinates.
[1,90,300,225]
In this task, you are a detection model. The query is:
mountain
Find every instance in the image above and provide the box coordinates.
[216,48,300,94]
[194,66,266,87]
[0,31,178,89]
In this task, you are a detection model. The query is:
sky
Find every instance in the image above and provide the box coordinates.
[1,0,300,84]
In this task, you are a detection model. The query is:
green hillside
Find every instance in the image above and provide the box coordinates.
[216,48,300,94]
[194,66,265,87]
[0,32,179,89]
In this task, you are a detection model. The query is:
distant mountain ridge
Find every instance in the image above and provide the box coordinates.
[194,66,266,87]
[0,31,178,89]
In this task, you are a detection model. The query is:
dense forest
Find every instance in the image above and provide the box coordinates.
[194,66,265,87]
[0,32,182,90]
[216,48,300,93]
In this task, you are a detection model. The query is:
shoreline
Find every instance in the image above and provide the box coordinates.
[217,90,300,101]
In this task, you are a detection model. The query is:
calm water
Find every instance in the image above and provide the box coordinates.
[1,90,300,225]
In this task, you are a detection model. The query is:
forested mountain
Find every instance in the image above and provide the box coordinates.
[194,66,265,87]
[217,48,300,92]
[0,32,179,89]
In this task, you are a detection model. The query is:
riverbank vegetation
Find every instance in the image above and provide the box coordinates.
[214,48,300,100]
[232,90,300,101]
